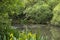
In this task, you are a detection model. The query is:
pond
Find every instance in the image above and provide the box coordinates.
[13,24,60,40]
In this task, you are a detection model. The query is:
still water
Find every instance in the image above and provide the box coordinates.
[13,24,60,40]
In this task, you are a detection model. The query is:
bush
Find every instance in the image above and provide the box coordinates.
[51,3,60,26]
[24,3,52,24]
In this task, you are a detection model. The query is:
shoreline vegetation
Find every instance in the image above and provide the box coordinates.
[0,0,60,40]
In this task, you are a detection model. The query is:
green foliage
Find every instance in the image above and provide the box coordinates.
[23,0,38,7]
[0,0,60,40]
[0,0,24,32]
[0,0,25,23]
[0,26,20,40]
[45,0,60,9]
[51,3,60,26]
[0,0,24,40]
[24,3,52,24]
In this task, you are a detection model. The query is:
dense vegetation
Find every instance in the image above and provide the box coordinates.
[0,0,60,40]
[0,0,60,24]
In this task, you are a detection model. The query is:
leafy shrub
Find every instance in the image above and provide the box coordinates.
[24,3,52,24]
[51,3,60,26]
